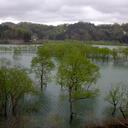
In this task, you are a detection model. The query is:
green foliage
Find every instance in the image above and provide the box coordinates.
[31,44,54,90]
[14,27,32,42]
[41,42,100,123]
[13,47,22,56]
[71,88,100,100]
[0,67,37,117]
[57,49,99,90]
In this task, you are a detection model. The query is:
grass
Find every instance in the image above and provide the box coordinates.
[38,39,128,46]
[0,39,127,46]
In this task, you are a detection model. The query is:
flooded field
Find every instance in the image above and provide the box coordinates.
[0,44,128,128]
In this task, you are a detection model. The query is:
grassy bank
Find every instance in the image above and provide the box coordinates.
[0,40,41,45]
[0,39,127,46]
[38,39,128,46]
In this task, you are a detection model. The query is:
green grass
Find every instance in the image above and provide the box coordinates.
[38,39,128,46]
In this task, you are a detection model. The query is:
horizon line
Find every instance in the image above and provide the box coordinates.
[0,20,128,26]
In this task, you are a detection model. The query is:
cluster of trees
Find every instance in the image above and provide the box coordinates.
[1,41,128,126]
[31,42,128,123]
[0,60,37,118]
[31,42,100,123]
[1,22,128,43]
[0,22,32,42]
[0,42,102,124]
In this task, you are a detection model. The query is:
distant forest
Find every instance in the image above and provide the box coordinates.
[1,22,128,43]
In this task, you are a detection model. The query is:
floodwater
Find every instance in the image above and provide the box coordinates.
[92,44,128,49]
[0,45,128,128]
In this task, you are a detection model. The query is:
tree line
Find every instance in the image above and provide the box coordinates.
[1,22,128,43]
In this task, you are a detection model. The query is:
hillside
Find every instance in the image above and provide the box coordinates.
[0,22,128,44]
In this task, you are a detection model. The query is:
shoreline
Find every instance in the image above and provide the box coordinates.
[0,40,127,46]
[0,42,42,45]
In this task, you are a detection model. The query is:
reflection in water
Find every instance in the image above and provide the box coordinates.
[0,50,128,128]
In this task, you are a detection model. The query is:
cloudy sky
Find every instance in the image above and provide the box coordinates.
[0,0,128,25]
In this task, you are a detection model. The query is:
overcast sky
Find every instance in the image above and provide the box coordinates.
[0,0,128,25]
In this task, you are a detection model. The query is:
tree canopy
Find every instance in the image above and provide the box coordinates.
[1,22,128,43]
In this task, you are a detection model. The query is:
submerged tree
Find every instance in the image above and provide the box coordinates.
[105,82,128,119]
[57,48,99,123]
[105,85,121,116]
[0,68,36,117]
[31,44,54,91]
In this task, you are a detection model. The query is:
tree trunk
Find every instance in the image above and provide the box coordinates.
[12,105,16,116]
[119,107,126,120]
[41,74,43,91]
[69,101,73,124]
[112,105,116,116]
[11,98,17,117]
[4,95,7,118]
[69,87,73,124]
[40,64,44,91]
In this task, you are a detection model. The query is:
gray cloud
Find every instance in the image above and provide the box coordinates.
[0,0,128,25]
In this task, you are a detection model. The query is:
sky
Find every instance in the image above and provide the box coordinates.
[0,0,128,25]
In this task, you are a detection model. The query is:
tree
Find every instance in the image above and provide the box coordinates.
[105,85,121,116]
[57,48,99,123]
[0,68,36,117]
[15,27,31,42]
[0,68,9,117]
[31,44,54,91]
[105,82,128,119]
